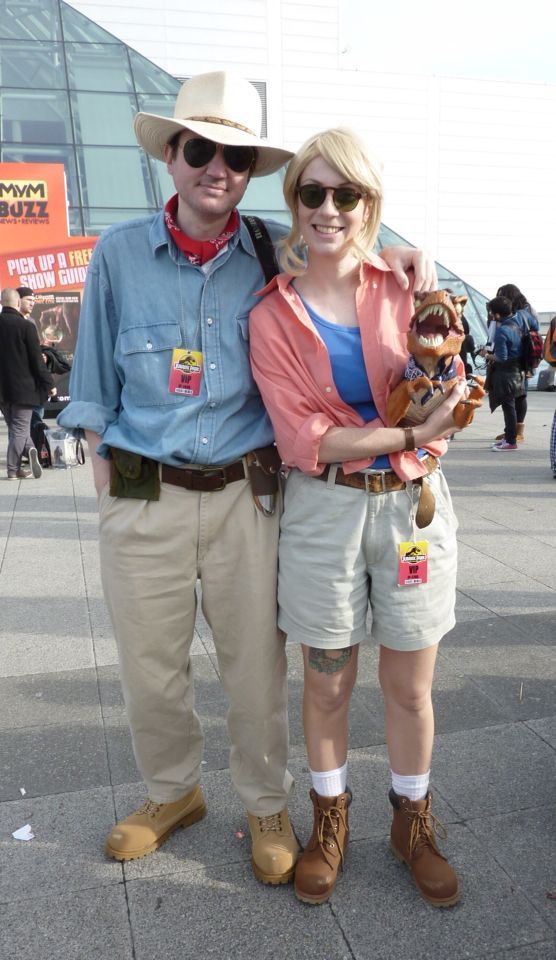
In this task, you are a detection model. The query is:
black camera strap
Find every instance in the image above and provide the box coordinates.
[242,215,279,285]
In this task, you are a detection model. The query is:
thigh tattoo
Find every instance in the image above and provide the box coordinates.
[308,647,353,674]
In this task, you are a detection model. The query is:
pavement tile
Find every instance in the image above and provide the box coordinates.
[486,942,556,959]
[469,805,556,933]
[458,579,556,618]
[0,668,102,730]
[0,625,94,677]
[430,652,510,731]
[0,886,134,960]
[525,717,556,750]
[0,787,122,901]
[455,531,556,590]
[456,540,520,588]
[126,864,352,960]
[331,826,551,960]
[439,620,556,720]
[0,721,110,801]
[432,723,556,820]
[454,590,493,622]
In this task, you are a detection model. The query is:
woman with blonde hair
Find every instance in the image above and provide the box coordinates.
[250,128,465,907]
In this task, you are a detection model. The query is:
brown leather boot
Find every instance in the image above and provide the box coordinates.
[294,788,351,904]
[496,424,525,443]
[389,789,460,907]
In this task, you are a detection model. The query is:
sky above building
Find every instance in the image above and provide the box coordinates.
[341,0,555,85]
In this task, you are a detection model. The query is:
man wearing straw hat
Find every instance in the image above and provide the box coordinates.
[59,70,435,883]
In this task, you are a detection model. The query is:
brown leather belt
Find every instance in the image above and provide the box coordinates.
[317,453,438,494]
[161,459,246,492]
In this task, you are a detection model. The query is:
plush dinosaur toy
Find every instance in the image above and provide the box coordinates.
[386,290,485,430]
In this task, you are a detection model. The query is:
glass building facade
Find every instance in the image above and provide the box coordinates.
[0,0,487,341]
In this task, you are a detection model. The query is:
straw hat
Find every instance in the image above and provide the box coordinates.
[134,71,293,177]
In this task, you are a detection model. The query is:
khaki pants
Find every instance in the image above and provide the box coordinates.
[98,475,292,813]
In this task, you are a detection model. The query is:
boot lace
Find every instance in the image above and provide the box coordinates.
[315,802,348,870]
[138,799,163,819]
[407,806,448,860]
[256,812,283,834]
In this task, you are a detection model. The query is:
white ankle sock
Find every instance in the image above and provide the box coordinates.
[310,763,347,798]
[391,770,430,801]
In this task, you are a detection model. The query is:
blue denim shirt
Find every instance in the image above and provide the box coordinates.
[58,211,287,464]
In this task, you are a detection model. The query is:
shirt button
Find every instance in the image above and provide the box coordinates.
[372,282,378,289]
[201,437,208,444]
[209,362,216,370]
[207,317,213,325]
[146,340,153,350]
[325,386,332,393]
[209,402,216,408]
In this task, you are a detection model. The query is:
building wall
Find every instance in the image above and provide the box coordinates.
[66,0,556,309]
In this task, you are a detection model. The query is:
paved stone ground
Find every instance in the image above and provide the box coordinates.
[1,393,555,960]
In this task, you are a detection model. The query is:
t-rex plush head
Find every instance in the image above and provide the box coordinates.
[407,290,467,378]
[386,289,485,429]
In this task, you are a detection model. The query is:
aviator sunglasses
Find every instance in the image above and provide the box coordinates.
[297,183,365,213]
[182,137,256,173]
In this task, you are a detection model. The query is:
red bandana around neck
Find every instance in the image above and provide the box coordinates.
[164,194,240,266]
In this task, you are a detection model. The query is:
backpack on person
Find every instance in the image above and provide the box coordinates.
[543,316,556,367]
[30,418,52,468]
[519,315,544,376]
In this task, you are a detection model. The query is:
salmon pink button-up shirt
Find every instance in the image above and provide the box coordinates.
[249,257,450,482]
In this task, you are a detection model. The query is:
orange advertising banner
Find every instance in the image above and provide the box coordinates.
[0,237,97,294]
[0,162,71,251]
[0,161,100,410]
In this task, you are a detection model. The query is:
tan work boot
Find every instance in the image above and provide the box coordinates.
[105,784,206,861]
[294,788,351,904]
[247,808,300,885]
[389,789,460,907]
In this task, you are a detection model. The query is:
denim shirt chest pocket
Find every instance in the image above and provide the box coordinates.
[118,322,185,407]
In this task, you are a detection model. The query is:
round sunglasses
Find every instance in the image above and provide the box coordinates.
[182,138,256,173]
[297,183,365,212]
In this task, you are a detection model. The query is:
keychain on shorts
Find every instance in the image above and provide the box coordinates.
[398,484,429,586]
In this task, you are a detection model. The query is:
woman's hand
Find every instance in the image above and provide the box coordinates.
[414,379,469,445]
[380,245,437,293]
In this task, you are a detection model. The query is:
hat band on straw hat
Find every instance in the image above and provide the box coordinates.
[186,116,257,137]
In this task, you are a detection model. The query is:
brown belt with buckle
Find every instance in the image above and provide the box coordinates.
[161,459,246,493]
[317,453,438,494]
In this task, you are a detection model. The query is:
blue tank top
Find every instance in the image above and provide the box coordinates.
[298,294,391,469]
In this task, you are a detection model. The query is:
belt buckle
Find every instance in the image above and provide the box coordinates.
[364,469,388,494]
[198,466,227,491]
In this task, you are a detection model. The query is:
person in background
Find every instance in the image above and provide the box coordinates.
[494,283,539,443]
[250,127,465,908]
[16,286,36,324]
[486,296,525,451]
[0,289,55,479]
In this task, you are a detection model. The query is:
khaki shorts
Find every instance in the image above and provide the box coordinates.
[278,466,458,652]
